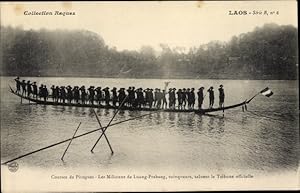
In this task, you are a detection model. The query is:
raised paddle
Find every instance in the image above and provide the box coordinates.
[90,95,129,152]
[61,122,82,161]
[1,110,161,165]
[92,109,114,154]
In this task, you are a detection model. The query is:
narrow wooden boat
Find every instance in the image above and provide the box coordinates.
[9,85,250,114]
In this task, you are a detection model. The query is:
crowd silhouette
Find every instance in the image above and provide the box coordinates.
[14,77,225,110]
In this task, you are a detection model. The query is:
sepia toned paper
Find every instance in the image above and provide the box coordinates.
[0,1,299,192]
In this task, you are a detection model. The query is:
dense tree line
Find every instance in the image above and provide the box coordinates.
[0,23,298,79]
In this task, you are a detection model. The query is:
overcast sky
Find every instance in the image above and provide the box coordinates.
[1,1,297,51]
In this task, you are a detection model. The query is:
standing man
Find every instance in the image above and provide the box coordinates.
[149,89,154,108]
[80,86,86,104]
[21,80,27,96]
[162,90,167,109]
[153,88,158,107]
[190,88,195,109]
[51,85,56,102]
[156,89,162,109]
[32,82,38,99]
[208,86,214,109]
[26,81,32,97]
[187,88,191,109]
[104,87,110,106]
[73,86,80,104]
[42,85,49,102]
[60,86,66,103]
[218,85,225,108]
[177,89,183,110]
[168,88,173,109]
[171,88,176,109]
[55,86,60,103]
[67,85,73,104]
[38,84,44,99]
[88,86,95,105]
[14,77,21,93]
[111,87,118,107]
[197,87,204,109]
[118,88,126,107]
[182,88,187,109]
[95,87,102,105]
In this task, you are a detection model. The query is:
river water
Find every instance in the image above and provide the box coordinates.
[0,76,299,176]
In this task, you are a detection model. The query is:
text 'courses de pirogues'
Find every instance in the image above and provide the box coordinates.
[51,174,254,180]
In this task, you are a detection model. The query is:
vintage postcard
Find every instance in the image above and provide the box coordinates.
[0,1,298,192]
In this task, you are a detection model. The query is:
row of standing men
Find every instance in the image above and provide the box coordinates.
[14,77,225,110]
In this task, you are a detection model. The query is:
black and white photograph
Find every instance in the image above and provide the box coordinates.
[0,1,299,192]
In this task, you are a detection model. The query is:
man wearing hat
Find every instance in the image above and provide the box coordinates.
[176,89,183,110]
[130,87,136,107]
[111,87,118,107]
[182,88,188,109]
[32,82,38,99]
[168,88,173,109]
[51,85,56,102]
[118,88,126,106]
[21,80,27,96]
[42,85,49,102]
[144,88,149,107]
[103,87,110,106]
[14,77,21,94]
[73,86,80,104]
[66,85,73,104]
[80,86,86,104]
[149,89,154,108]
[197,87,204,109]
[187,88,191,109]
[26,80,32,97]
[38,84,44,100]
[126,87,132,107]
[55,86,60,103]
[219,85,225,108]
[190,88,196,109]
[172,88,177,109]
[156,89,162,109]
[153,88,159,107]
[60,86,66,103]
[207,86,214,109]
[88,86,95,105]
[95,87,102,105]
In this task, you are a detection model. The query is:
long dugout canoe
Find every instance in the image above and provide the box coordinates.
[9,86,248,114]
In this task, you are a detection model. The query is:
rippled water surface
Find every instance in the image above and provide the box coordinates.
[1,76,299,174]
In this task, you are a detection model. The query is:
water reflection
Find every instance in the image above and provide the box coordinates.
[1,77,299,172]
[117,110,126,120]
[241,115,248,126]
[167,112,176,128]
[145,113,154,125]
[217,117,225,134]
[168,112,175,122]
[155,112,162,124]
[73,107,80,117]
[186,113,196,128]
[59,106,66,113]
[207,116,225,138]
[104,108,111,116]
[176,113,185,129]
[196,115,205,134]
[87,108,94,117]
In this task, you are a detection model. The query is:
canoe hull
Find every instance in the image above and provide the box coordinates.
[9,86,247,114]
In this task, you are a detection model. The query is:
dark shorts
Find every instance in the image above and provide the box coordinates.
[220,97,224,103]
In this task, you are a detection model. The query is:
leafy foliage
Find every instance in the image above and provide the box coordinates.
[0,23,298,79]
